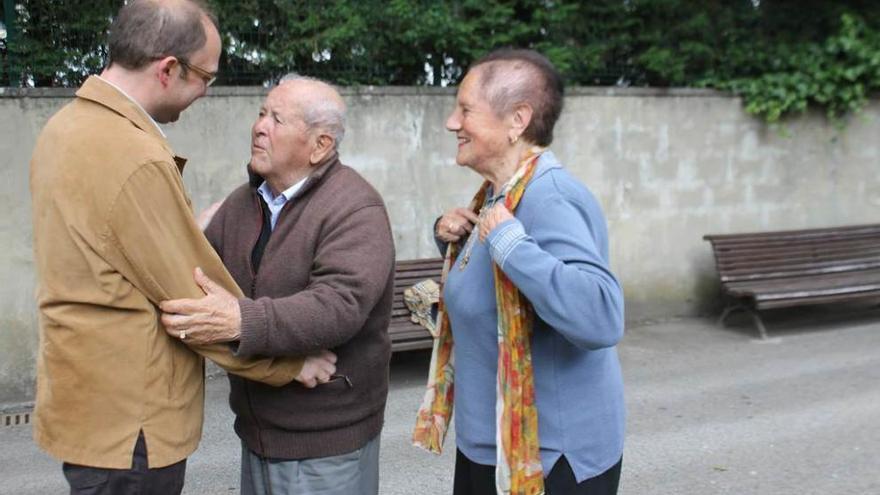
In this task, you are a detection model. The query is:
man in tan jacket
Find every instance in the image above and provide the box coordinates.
[29,1,334,493]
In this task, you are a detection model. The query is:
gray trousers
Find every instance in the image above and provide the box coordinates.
[240,434,380,495]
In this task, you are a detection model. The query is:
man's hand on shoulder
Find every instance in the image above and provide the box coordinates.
[197,200,224,231]
[160,267,242,344]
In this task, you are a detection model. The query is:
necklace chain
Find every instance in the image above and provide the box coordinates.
[457,196,499,270]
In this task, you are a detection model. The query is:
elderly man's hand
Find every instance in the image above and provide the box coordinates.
[479,203,514,243]
[295,350,338,388]
[436,207,480,243]
[196,200,224,231]
[160,267,241,344]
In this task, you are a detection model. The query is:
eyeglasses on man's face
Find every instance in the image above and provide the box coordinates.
[178,59,217,87]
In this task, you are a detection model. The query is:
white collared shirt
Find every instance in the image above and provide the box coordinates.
[96,75,166,138]
[257,178,308,230]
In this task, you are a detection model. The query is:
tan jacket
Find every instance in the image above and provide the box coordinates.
[29,76,303,469]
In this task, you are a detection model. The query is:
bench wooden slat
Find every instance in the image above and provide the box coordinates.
[713,239,880,258]
[712,233,880,245]
[755,290,880,309]
[719,260,880,283]
[703,223,880,243]
[725,268,880,295]
[718,257,880,277]
[717,247,880,265]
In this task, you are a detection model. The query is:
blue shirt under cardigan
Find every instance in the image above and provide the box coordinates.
[442,151,626,483]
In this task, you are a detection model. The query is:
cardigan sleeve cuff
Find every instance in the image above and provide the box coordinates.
[486,219,527,270]
[235,298,269,357]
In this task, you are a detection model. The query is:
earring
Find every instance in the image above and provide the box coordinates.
[509,135,519,144]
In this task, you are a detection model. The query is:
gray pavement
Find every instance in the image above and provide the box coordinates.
[2,309,879,494]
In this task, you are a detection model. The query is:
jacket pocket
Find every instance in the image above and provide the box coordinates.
[321,374,354,389]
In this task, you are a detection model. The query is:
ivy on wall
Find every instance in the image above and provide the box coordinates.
[705,14,880,123]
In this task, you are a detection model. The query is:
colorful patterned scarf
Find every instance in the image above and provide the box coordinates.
[413,147,546,495]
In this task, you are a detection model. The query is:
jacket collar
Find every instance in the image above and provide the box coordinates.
[248,153,342,201]
[75,76,187,173]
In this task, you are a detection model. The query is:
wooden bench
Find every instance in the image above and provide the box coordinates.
[703,224,880,339]
[390,257,444,352]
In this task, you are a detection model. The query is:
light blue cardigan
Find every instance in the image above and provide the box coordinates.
[442,151,626,483]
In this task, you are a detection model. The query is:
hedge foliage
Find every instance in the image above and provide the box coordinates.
[2,0,878,122]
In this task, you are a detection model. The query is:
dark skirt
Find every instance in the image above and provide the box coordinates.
[453,449,622,495]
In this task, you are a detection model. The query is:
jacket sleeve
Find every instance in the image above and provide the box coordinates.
[485,193,624,350]
[235,203,395,357]
[103,161,302,385]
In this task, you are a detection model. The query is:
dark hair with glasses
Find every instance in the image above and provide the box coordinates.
[107,0,219,72]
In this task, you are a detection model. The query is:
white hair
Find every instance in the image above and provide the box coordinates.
[279,73,346,149]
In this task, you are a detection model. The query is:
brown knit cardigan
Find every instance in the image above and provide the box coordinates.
[205,155,396,459]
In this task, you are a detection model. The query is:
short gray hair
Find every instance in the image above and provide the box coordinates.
[108,0,218,71]
[279,73,346,149]
[469,49,564,147]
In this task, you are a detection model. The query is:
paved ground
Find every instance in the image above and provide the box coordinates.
[2,307,879,494]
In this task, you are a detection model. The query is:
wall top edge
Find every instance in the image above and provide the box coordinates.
[0,85,743,99]
[0,401,34,414]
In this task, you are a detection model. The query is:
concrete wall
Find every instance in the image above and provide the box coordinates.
[1,86,878,406]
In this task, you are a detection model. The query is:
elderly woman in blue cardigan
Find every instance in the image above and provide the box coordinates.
[413,49,626,495]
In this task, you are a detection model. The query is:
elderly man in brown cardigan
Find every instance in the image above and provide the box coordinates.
[160,76,395,495]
